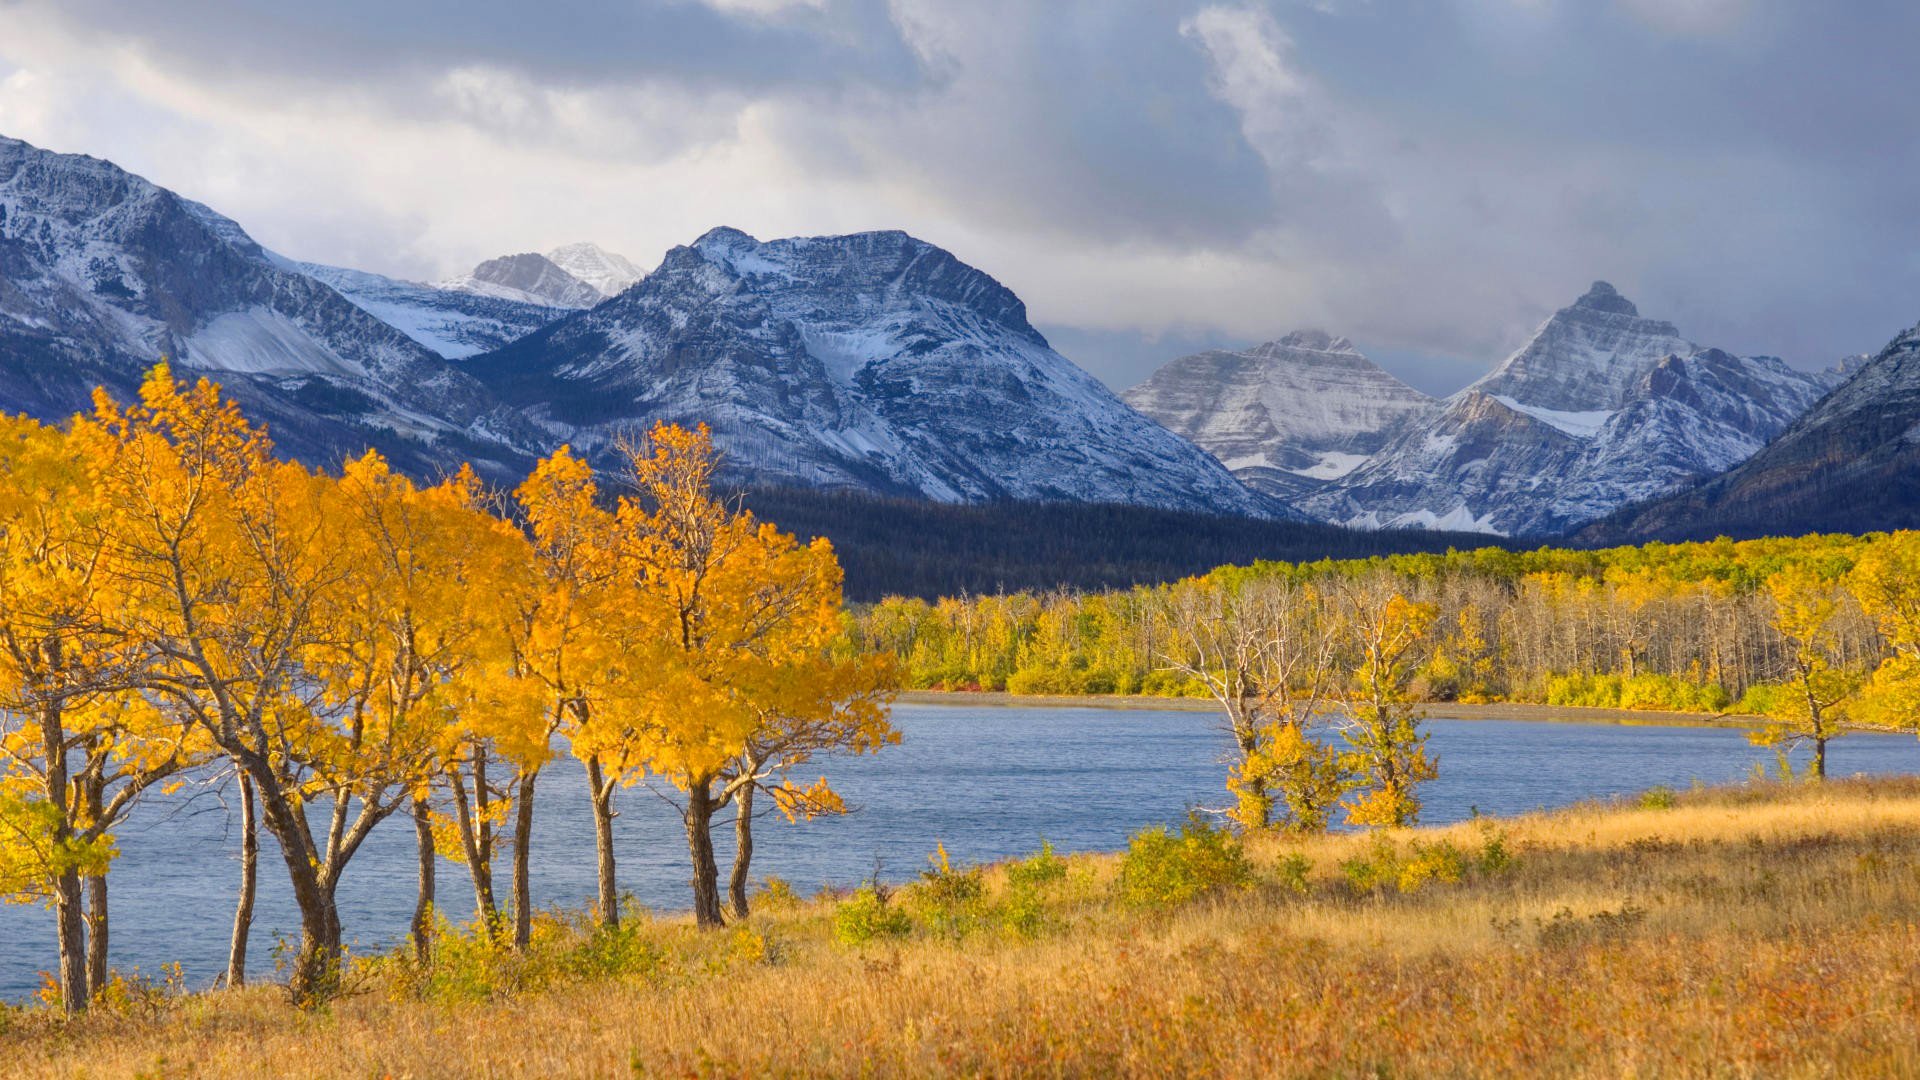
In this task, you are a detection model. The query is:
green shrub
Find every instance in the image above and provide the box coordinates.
[1117,815,1253,908]
[1639,786,1677,811]
[1475,823,1514,873]
[1340,834,1403,895]
[996,841,1071,938]
[1005,841,1068,890]
[834,885,913,946]
[1274,852,1313,895]
[1396,841,1469,893]
[755,877,800,912]
[911,844,987,939]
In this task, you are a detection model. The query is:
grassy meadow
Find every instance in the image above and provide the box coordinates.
[5,775,1918,1078]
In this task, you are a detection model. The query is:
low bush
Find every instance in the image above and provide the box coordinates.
[834,885,913,946]
[1117,815,1253,908]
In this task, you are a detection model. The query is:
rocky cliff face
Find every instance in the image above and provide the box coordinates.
[464,226,1279,516]
[296,261,571,359]
[0,134,533,475]
[1582,322,1920,542]
[440,252,603,308]
[1121,331,1435,498]
[1297,284,1835,535]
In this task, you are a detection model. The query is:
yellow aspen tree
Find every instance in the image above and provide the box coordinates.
[509,445,616,941]
[1161,575,1343,831]
[1850,534,1920,735]
[609,423,897,928]
[1750,565,1861,779]
[327,453,522,962]
[79,366,428,1003]
[0,415,191,1011]
[1337,577,1439,828]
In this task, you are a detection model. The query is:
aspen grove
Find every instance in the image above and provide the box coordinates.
[0,366,898,1010]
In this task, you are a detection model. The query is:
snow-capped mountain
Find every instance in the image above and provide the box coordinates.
[1468,281,1692,410]
[466,226,1279,516]
[1121,331,1434,497]
[1298,283,1836,535]
[1583,321,1920,543]
[0,134,532,474]
[439,252,602,308]
[546,242,643,297]
[297,261,571,359]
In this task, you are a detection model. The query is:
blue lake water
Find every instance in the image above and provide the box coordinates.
[4,702,1918,999]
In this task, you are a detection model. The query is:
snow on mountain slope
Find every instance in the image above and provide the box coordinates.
[546,242,644,297]
[465,226,1280,517]
[1582,322,1920,543]
[0,133,532,474]
[1300,283,1833,536]
[1121,331,1435,498]
[439,252,602,308]
[298,261,571,359]
[1469,281,1694,410]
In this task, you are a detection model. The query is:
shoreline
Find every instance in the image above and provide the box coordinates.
[894,690,1757,728]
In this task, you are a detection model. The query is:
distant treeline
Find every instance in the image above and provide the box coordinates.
[737,487,1504,601]
[850,531,1920,726]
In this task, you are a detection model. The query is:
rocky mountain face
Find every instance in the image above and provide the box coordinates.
[0,135,532,475]
[1294,283,1837,535]
[440,252,603,308]
[1121,331,1434,498]
[546,242,643,297]
[1581,322,1920,543]
[465,226,1279,516]
[297,261,570,359]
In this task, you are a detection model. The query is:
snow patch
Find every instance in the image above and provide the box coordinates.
[184,308,358,376]
[1289,451,1368,480]
[1491,395,1615,437]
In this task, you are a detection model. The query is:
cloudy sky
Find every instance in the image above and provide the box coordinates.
[2,0,1914,393]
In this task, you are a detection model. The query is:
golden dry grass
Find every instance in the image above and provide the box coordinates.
[6,777,1919,1078]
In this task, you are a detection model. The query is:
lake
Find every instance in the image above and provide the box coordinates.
[4,701,1918,999]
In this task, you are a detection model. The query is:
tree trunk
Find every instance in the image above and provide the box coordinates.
[52,868,87,1015]
[685,778,724,929]
[586,756,619,928]
[1812,733,1828,781]
[85,873,108,999]
[511,766,538,950]
[727,783,755,921]
[249,765,344,1005]
[411,798,435,964]
[39,698,86,1014]
[226,773,258,989]
[449,764,498,928]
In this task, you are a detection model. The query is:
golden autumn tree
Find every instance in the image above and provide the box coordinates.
[1336,576,1439,828]
[508,444,620,941]
[324,453,529,962]
[1162,575,1344,832]
[79,366,440,1002]
[0,414,193,1012]
[606,424,897,928]
[1749,564,1863,779]
[1850,534,1920,736]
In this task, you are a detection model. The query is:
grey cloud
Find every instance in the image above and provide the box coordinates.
[2,0,1918,391]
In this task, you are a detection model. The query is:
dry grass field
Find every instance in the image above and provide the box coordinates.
[5,776,1919,1078]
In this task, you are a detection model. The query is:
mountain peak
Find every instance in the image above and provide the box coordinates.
[692,225,758,253]
[1268,329,1357,354]
[1573,281,1639,317]
[545,242,643,298]
[446,252,601,308]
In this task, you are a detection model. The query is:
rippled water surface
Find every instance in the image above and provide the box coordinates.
[5,702,1918,998]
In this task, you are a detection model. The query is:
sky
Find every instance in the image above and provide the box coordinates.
[1,0,1916,395]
